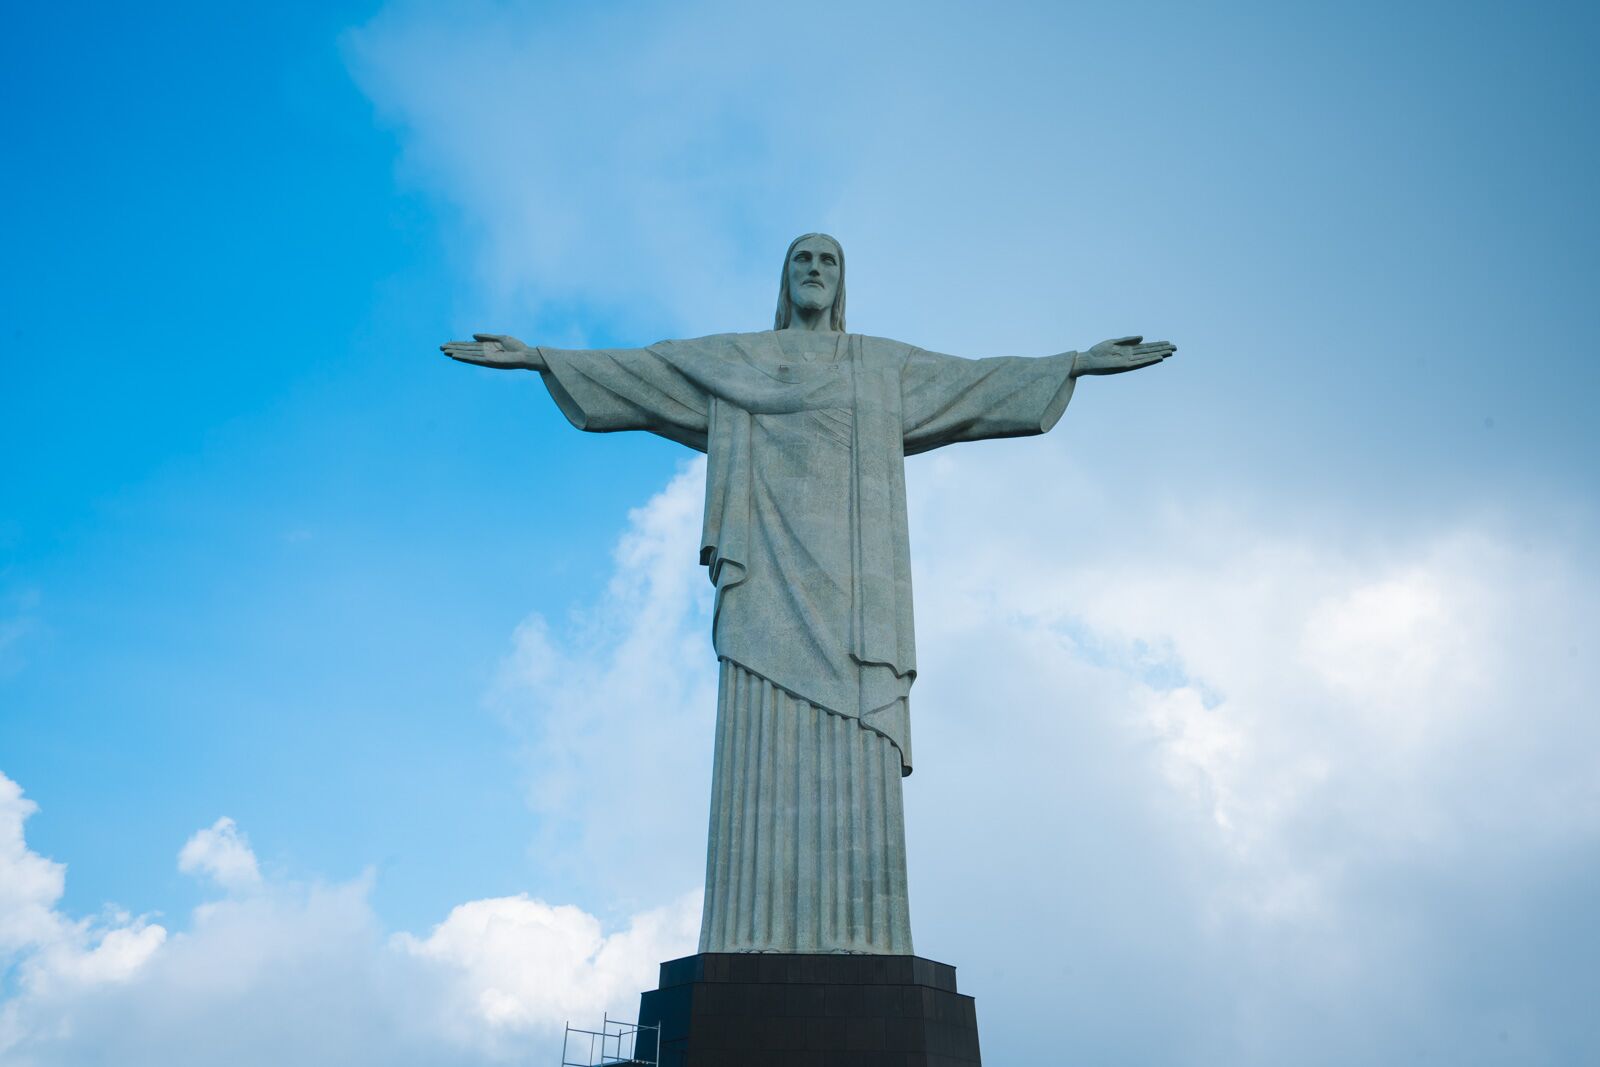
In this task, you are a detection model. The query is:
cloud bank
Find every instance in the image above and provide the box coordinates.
[899,442,1599,1063]
[0,772,698,1067]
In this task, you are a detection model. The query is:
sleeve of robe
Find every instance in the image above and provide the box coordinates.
[899,347,1079,456]
[534,340,712,452]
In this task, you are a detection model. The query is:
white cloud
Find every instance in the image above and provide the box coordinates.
[0,773,167,1060]
[0,775,67,956]
[0,777,698,1066]
[395,890,699,1041]
[177,818,262,892]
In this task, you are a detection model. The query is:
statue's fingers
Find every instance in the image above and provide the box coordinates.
[446,346,505,364]
[1113,334,1143,346]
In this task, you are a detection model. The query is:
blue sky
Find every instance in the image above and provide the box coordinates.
[2,2,1598,1064]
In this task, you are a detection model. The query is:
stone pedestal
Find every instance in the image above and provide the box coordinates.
[634,953,981,1066]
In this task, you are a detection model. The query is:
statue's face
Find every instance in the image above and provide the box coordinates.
[787,236,841,316]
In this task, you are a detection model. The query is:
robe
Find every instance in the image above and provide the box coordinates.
[535,330,1076,952]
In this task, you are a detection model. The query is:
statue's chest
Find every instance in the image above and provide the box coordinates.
[765,333,848,382]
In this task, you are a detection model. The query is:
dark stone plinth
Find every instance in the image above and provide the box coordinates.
[635,953,981,1066]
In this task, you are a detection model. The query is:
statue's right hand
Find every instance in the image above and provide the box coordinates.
[439,333,545,370]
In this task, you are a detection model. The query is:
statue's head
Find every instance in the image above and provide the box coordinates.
[774,233,846,331]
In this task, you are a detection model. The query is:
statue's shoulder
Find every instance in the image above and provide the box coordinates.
[633,333,768,372]
[655,330,775,351]
[850,332,913,348]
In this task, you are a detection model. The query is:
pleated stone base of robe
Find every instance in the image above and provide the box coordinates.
[699,660,914,955]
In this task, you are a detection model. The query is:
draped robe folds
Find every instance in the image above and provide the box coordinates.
[535,331,1076,952]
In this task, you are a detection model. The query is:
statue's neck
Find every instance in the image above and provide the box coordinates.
[785,304,835,332]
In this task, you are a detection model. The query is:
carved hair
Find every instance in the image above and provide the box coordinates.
[773,233,846,332]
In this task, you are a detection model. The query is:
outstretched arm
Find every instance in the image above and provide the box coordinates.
[900,334,1177,455]
[1070,335,1176,377]
[439,333,712,452]
[440,333,546,371]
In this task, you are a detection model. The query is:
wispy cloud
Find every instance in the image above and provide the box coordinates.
[342,1,1222,354]
[490,460,717,914]
[0,587,41,679]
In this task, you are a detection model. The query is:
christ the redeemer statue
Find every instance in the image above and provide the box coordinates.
[443,234,1174,956]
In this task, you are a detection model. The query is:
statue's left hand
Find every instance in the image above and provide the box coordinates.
[439,334,546,371]
[1072,336,1177,377]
